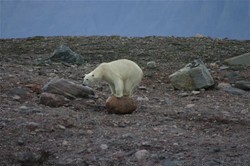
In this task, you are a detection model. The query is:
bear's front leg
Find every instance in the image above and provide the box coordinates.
[108,84,115,95]
[114,79,124,98]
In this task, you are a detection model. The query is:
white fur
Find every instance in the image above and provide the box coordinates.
[83,59,143,97]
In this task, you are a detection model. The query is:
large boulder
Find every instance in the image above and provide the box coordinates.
[224,52,250,66]
[169,60,214,90]
[106,96,137,114]
[49,45,84,65]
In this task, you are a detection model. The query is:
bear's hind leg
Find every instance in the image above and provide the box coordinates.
[124,80,134,97]
[114,79,124,98]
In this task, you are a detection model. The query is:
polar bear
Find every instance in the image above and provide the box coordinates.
[83,59,143,98]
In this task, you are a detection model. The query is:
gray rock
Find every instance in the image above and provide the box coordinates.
[222,87,246,96]
[15,151,37,165]
[178,92,189,97]
[50,45,84,65]
[135,149,150,161]
[224,52,250,66]
[217,82,246,95]
[169,60,214,90]
[42,77,94,99]
[164,97,174,105]
[163,159,182,166]
[234,80,250,90]
[8,87,29,96]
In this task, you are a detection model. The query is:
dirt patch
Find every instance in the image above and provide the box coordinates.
[0,36,250,165]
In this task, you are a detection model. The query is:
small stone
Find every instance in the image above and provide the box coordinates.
[138,86,147,90]
[112,151,126,159]
[121,133,134,139]
[25,122,40,131]
[62,140,69,146]
[12,95,21,100]
[136,96,149,101]
[135,149,150,161]
[212,147,221,153]
[147,61,157,69]
[191,90,200,95]
[164,97,173,105]
[219,65,229,70]
[20,106,28,110]
[17,139,25,146]
[100,144,108,150]
[141,141,151,147]
[186,104,195,108]
[86,130,94,135]
[57,124,66,130]
[217,82,231,89]
[179,92,189,97]
[173,143,179,146]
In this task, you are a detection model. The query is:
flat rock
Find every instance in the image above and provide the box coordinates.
[169,60,214,90]
[106,96,137,114]
[8,87,29,96]
[42,77,94,99]
[221,87,246,96]
[224,52,250,66]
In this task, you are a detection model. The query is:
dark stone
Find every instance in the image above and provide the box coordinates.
[106,96,137,114]
[15,151,37,166]
[14,150,51,166]
[235,80,250,90]
[50,45,84,65]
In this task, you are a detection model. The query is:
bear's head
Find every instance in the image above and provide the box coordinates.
[83,72,101,85]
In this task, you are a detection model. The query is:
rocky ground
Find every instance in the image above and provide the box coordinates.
[0,36,250,166]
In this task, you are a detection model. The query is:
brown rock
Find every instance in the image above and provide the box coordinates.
[39,92,69,107]
[106,96,137,114]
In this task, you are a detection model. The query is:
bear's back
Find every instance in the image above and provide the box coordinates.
[106,59,142,78]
